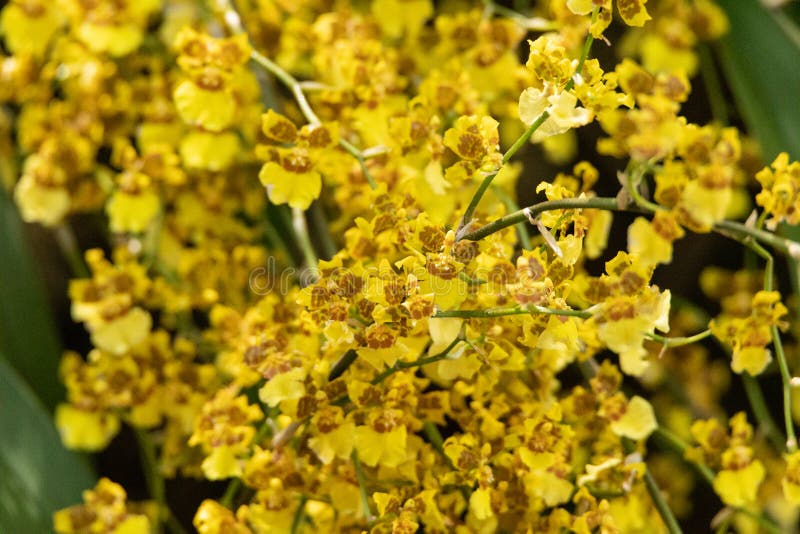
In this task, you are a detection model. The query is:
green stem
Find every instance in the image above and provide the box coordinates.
[487,1,558,30]
[773,322,796,452]
[339,138,378,189]
[698,44,729,126]
[491,185,531,249]
[461,197,620,241]
[651,427,715,485]
[215,0,380,191]
[291,207,318,271]
[250,50,378,190]
[736,508,784,534]
[643,467,683,534]
[351,451,374,523]
[644,329,712,347]
[422,422,455,469]
[457,7,597,237]
[433,305,590,319]
[457,112,549,236]
[626,164,662,213]
[458,170,498,236]
[220,478,242,509]
[250,50,320,125]
[461,196,800,263]
[623,438,682,534]
[53,224,90,279]
[309,201,337,259]
[742,373,785,451]
[220,418,273,509]
[164,509,188,534]
[133,428,165,534]
[371,336,463,384]
[502,110,551,165]
[714,219,800,261]
[291,495,308,534]
[563,6,599,93]
[328,349,358,381]
[142,207,164,270]
[652,428,783,533]
[744,238,797,451]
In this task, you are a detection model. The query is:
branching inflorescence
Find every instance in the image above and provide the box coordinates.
[3,0,800,532]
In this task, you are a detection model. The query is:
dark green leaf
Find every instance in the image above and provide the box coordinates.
[716,0,800,160]
[0,192,64,410]
[0,356,95,533]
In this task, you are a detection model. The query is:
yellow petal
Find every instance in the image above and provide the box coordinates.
[180,130,240,171]
[14,175,70,227]
[258,367,307,407]
[731,346,772,376]
[259,162,322,210]
[77,22,143,56]
[106,190,160,233]
[174,80,236,132]
[55,404,120,451]
[713,461,765,507]
[617,0,651,27]
[610,396,657,440]
[0,2,63,57]
[90,307,152,355]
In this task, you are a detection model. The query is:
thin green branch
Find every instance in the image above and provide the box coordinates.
[625,164,662,213]
[220,417,273,509]
[461,196,620,241]
[339,138,378,190]
[328,349,358,381]
[563,6,599,93]
[457,8,597,236]
[460,196,800,265]
[644,329,712,348]
[698,44,729,126]
[502,110,551,165]
[744,238,797,452]
[220,478,242,510]
[491,185,531,249]
[250,50,319,125]
[623,438,682,534]
[643,466,683,534]
[433,305,591,319]
[133,428,166,534]
[714,219,800,261]
[291,495,308,534]
[651,427,715,485]
[53,224,90,279]
[351,451,374,524]
[773,324,796,452]
[742,373,785,451]
[488,2,557,31]
[422,422,455,470]
[164,508,188,534]
[249,50,378,189]
[371,335,463,384]
[458,170,498,236]
[309,201,337,259]
[216,0,380,190]
[291,207,319,272]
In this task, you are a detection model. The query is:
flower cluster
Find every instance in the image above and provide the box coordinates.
[2,0,800,532]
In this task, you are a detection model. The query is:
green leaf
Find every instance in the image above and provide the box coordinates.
[0,192,64,410]
[716,0,800,160]
[0,356,95,533]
